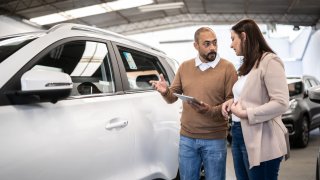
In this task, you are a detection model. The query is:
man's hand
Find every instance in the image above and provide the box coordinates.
[222,98,233,119]
[150,74,168,94]
[188,101,210,114]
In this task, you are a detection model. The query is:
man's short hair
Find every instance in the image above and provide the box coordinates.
[194,27,214,43]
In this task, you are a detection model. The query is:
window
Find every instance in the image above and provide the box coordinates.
[34,40,115,96]
[304,80,311,90]
[308,79,318,87]
[117,46,169,90]
[0,33,45,64]
[288,81,303,97]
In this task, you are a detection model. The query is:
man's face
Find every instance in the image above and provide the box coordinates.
[194,31,217,62]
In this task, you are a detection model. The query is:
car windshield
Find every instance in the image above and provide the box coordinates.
[287,79,303,97]
[0,32,45,64]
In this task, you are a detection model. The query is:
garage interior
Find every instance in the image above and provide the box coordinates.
[1,0,320,179]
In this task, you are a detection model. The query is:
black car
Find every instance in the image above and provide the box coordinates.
[282,76,320,147]
[307,85,320,180]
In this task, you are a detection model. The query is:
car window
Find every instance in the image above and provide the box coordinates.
[0,33,44,64]
[309,79,318,87]
[34,40,115,96]
[288,81,303,97]
[117,46,169,90]
[304,80,311,90]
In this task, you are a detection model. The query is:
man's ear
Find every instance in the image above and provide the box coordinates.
[194,42,199,51]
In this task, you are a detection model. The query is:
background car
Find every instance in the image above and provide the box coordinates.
[307,85,320,180]
[0,24,181,180]
[282,76,320,147]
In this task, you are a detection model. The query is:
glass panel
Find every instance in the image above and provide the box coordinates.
[288,81,303,97]
[0,33,45,64]
[309,79,318,87]
[34,40,114,96]
[117,46,168,90]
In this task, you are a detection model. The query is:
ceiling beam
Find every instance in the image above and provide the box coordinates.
[105,13,319,35]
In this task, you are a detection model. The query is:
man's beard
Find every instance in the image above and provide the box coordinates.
[204,51,217,62]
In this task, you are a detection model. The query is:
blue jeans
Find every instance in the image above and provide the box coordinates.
[231,121,250,180]
[179,135,227,180]
[249,157,282,180]
[231,122,283,180]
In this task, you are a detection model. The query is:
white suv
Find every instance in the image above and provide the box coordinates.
[0,24,181,180]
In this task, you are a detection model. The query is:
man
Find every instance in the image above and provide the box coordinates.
[150,27,237,180]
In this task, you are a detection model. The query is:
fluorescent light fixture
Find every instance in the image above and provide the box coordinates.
[65,5,113,18]
[139,2,184,12]
[108,0,153,11]
[30,13,68,25]
[30,0,153,25]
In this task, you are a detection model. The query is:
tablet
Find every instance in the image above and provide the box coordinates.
[173,93,201,104]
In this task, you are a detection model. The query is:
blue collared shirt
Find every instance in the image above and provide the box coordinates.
[195,53,221,71]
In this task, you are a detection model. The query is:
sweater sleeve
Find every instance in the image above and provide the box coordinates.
[161,62,184,104]
[247,57,290,124]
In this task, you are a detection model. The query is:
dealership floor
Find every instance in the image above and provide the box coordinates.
[226,129,320,180]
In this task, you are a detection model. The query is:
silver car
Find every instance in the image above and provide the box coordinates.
[0,24,181,180]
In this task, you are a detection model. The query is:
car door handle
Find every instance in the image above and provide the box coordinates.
[105,119,128,130]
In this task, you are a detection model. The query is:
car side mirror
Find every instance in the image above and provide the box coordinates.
[5,69,73,104]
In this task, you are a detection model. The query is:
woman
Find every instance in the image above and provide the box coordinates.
[222,19,290,180]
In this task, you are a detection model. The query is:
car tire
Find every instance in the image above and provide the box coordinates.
[296,116,309,148]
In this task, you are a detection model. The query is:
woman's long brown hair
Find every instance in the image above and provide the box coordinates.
[231,19,275,76]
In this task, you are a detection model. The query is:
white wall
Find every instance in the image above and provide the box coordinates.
[302,30,320,80]
[129,25,301,73]
[291,28,312,60]
[0,16,41,36]
[129,25,243,68]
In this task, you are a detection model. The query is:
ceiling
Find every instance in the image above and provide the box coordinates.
[0,0,319,35]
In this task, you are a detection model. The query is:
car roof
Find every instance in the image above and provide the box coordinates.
[48,23,167,55]
[0,23,167,57]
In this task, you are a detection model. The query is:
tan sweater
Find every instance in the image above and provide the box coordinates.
[163,58,238,139]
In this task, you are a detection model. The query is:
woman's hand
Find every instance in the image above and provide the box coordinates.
[230,99,248,119]
[222,99,234,119]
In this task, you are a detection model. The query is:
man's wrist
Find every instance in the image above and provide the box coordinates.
[161,86,169,96]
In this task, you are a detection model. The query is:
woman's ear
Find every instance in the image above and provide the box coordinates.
[241,32,246,41]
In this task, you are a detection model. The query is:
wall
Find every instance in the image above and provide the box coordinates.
[302,30,320,80]
[0,16,41,36]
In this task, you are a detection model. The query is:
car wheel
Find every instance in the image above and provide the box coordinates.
[296,116,309,148]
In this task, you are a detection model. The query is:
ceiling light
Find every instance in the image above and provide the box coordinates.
[138,2,184,12]
[30,0,153,25]
[65,5,112,19]
[30,13,69,25]
[108,0,153,11]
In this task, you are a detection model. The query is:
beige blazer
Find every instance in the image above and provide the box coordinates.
[239,53,289,168]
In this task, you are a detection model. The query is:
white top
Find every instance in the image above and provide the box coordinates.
[195,53,221,71]
[232,75,248,122]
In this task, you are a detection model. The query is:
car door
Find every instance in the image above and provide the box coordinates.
[305,77,320,128]
[0,39,135,180]
[112,43,181,179]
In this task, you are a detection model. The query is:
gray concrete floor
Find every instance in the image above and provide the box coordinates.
[226,129,320,180]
